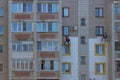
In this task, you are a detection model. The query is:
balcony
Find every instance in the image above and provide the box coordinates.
[11,13,33,20]
[12,71,34,79]
[37,33,58,39]
[37,13,59,20]
[37,51,59,58]
[12,32,34,41]
[37,71,59,79]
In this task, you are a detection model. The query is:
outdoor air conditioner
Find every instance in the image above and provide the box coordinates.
[71,26,77,31]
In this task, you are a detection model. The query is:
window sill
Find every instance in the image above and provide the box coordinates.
[62,54,71,56]
[95,73,105,75]
[95,54,106,56]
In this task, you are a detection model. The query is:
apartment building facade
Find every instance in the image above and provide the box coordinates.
[0,0,119,80]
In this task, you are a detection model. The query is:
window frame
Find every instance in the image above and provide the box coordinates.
[95,7,104,17]
[0,7,4,16]
[11,3,33,13]
[37,3,58,13]
[36,22,58,32]
[0,45,3,53]
[0,63,4,73]
[81,18,86,26]
[62,44,71,56]
[62,62,71,74]
[0,25,3,35]
[62,26,69,36]
[95,62,106,75]
[81,36,86,44]
[40,60,59,71]
[62,7,69,17]
[37,40,58,51]
[96,26,104,36]
[95,44,106,56]
[81,56,86,65]
[12,60,33,70]
[81,74,86,80]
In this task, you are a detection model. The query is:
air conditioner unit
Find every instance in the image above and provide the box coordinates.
[71,26,77,31]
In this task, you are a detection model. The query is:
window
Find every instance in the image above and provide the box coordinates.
[12,60,33,70]
[62,44,70,56]
[62,7,69,17]
[0,45,3,53]
[62,62,71,74]
[37,3,58,13]
[39,60,58,71]
[37,40,58,51]
[63,26,69,35]
[12,41,33,52]
[96,26,104,36]
[81,36,86,44]
[11,3,33,13]
[95,7,104,17]
[0,64,3,72]
[95,44,106,56]
[115,42,120,51]
[81,18,86,26]
[81,74,86,80]
[36,22,58,32]
[114,3,120,14]
[0,26,3,35]
[95,63,106,75]
[11,22,33,32]
[0,7,4,16]
[81,56,86,65]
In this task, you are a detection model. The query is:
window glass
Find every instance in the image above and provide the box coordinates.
[62,63,70,73]
[0,45,3,53]
[81,18,86,26]
[95,63,105,74]
[26,3,33,12]
[81,74,86,80]
[11,3,17,13]
[81,56,86,65]
[52,3,58,12]
[95,44,105,55]
[42,4,47,12]
[0,26,3,35]
[52,22,58,32]
[0,64,3,72]
[63,26,69,35]
[0,7,4,16]
[48,4,52,12]
[63,8,69,17]
[36,22,41,32]
[37,3,41,12]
